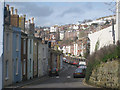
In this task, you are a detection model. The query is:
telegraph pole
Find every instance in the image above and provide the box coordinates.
[112,19,115,44]
[116,0,120,43]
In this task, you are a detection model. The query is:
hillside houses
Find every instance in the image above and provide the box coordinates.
[33,14,116,59]
[57,15,116,58]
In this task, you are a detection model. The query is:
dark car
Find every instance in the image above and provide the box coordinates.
[73,68,86,78]
[49,68,59,76]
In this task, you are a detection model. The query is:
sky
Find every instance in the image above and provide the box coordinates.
[6,2,116,27]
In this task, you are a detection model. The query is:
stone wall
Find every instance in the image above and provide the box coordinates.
[89,60,120,89]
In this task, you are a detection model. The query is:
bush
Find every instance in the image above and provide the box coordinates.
[85,42,120,82]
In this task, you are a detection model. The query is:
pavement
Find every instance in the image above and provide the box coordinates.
[5,63,66,88]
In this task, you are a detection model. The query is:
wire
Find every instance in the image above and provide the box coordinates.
[104,2,116,14]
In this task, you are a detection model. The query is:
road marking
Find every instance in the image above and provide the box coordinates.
[56,76,59,78]
[67,76,71,78]
[72,65,74,67]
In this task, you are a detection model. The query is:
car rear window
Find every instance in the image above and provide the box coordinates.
[75,68,82,73]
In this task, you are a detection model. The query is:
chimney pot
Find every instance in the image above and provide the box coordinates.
[6,4,9,11]
[31,17,34,23]
[15,9,17,15]
[11,7,14,15]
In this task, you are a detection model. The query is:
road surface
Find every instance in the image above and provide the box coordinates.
[22,62,95,88]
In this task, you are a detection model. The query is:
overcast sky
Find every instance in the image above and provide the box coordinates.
[6,2,116,27]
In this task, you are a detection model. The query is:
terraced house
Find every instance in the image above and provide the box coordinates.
[26,18,34,79]
[3,5,21,86]
[19,15,28,81]
[33,37,39,78]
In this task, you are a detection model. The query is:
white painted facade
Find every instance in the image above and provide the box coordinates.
[62,46,66,54]
[66,46,71,53]
[38,41,43,77]
[27,38,33,79]
[62,45,71,54]
[38,42,48,76]
[84,15,115,26]
[50,26,57,32]
[74,43,78,56]
[73,25,79,30]
[43,28,49,31]
[88,25,116,54]
[60,31,64,40]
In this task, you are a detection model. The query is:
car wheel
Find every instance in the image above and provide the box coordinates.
[73,75,76,78]
[56,72,59,76]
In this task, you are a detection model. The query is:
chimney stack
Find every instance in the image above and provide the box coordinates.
[11,7,14,15]
[31,17,34,23]
[24,15,26,18]
[6,4,9,11]
[15,9,17,15]
[29,19,31,24]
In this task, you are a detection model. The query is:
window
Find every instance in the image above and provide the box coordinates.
[16,35,19,51]
[6,60,8,78]
[23,39,26,54]
[30,59,31,72]
[35,42,37,54]
[6,33,9,51]
[30,40,32,54]
[16,58,18,75]
[23,59,26,75]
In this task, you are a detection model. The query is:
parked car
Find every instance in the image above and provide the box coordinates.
[63,57,67,62]
[78,64,87,69]
[77,61,86,67]
[69,61,74,65]
[79,61,86,65]
[63,59,66,62]
[66,60,70,64]
[49,68,59,76]
[64,59,67,63]
[73,68,86,78]
[72,61,78,65]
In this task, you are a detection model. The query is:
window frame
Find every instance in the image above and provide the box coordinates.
[23,39,26,54]
[16,58,18,75]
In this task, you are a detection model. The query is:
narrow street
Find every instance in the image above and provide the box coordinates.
[21,62,94,88]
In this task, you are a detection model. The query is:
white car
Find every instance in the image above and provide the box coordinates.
[79,61,86,65]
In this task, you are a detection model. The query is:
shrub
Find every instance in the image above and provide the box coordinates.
[85,42,120,82]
